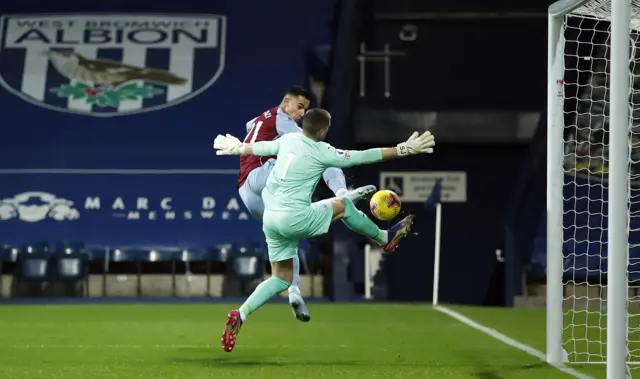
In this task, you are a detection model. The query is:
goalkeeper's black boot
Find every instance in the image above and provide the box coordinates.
[382,214,415,253]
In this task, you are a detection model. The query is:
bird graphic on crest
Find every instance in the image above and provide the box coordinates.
[44,50,187,88]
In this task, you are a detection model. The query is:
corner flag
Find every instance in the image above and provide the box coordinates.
[425,179,443,210]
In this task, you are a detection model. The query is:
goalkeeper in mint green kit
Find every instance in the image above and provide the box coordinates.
[213,108,436,352]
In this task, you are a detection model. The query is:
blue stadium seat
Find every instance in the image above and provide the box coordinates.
[22,241,51,254]
[140,249,176,296]
[108,248,141,262]
[235,243,254,255]
[0,246,21,298]
[17,252,50,280]
[231,255,263,281]
[179,249,212,272]
[50,252,88,297]
[108,248,142,296]
[13,252,51,297]
[141,249,175,263]
[215,244,232,262]
[87,248,108,261]
[230,242,265,260]
[178,249,212,297]
[84,247,108,297]
[54,242,85,254]
[52,253,88,281]
[229,245,264,295]
[179,249,210,263]
[0,246,19,263]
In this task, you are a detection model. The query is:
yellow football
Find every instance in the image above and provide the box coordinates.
[369,190,401,221]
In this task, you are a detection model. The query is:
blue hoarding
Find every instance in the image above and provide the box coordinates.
[0,171,261,247]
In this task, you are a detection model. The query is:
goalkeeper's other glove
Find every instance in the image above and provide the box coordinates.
[213,134,244,155]
[395,131,435,156]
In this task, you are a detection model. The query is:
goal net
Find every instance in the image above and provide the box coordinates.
[552,0,640,371]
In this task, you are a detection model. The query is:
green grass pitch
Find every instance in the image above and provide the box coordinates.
[0,303,606,378]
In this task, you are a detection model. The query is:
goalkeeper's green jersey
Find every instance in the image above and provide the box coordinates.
[251,132,383,211]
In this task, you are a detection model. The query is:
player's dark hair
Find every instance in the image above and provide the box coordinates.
[285,85,310,100]
[302,108,331,136]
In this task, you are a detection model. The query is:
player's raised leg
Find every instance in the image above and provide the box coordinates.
[238,183,265,221]
[317,185,377,206]
[238,160,275,220]
[340,184,376,202]
[289,183,376,322]
[328,197,414,253]
[322,168,377,201]
[288,179,374,322]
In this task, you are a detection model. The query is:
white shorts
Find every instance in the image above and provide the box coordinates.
[238,159,275,221]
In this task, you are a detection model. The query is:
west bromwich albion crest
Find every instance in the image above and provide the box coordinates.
[0,14,226,117]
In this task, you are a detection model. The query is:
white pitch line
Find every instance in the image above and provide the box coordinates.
[434,306,593,379]
[2,344,350,350]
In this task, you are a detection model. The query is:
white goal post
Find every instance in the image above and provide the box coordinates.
[547,0,635,377]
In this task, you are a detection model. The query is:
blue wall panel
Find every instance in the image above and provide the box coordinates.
[0,0,335,247]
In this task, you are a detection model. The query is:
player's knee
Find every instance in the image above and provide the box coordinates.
[330,197,346,216]
[273,271,293,285]
[271,259,295,284]
[277,274,292,288]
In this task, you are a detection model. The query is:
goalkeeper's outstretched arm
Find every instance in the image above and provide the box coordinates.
[239,139,280,156]
[213,134,280,156]
[320,131,435,168]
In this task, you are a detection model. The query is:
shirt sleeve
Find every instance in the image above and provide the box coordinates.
[275,112,302,135]
[316,143,383,168]
[251,138,281,156]
[245,117,257,133]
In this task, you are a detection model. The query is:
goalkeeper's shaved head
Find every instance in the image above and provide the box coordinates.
[302,108,331,141]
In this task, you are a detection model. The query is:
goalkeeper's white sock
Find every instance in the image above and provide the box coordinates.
[381,231,389,244]
[335,188,348,197]
[288,254,302,300]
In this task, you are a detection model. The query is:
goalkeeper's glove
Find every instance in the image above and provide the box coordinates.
[395,131,435,156]
[213,134,245,155]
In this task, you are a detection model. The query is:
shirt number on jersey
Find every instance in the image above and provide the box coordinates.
[244,121,264,143]
[280,153,295,181]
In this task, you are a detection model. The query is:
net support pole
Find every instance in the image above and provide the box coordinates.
[607,0,631,376]
[546,1,568,365]
[364,244,372,300]
[432,202,442,306]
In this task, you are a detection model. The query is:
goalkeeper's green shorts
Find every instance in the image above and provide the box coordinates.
[262,201,333,262]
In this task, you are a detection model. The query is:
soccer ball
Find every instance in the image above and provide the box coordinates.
[369,190,401,221]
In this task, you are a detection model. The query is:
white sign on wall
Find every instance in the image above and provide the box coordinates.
[379,171,467,203]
